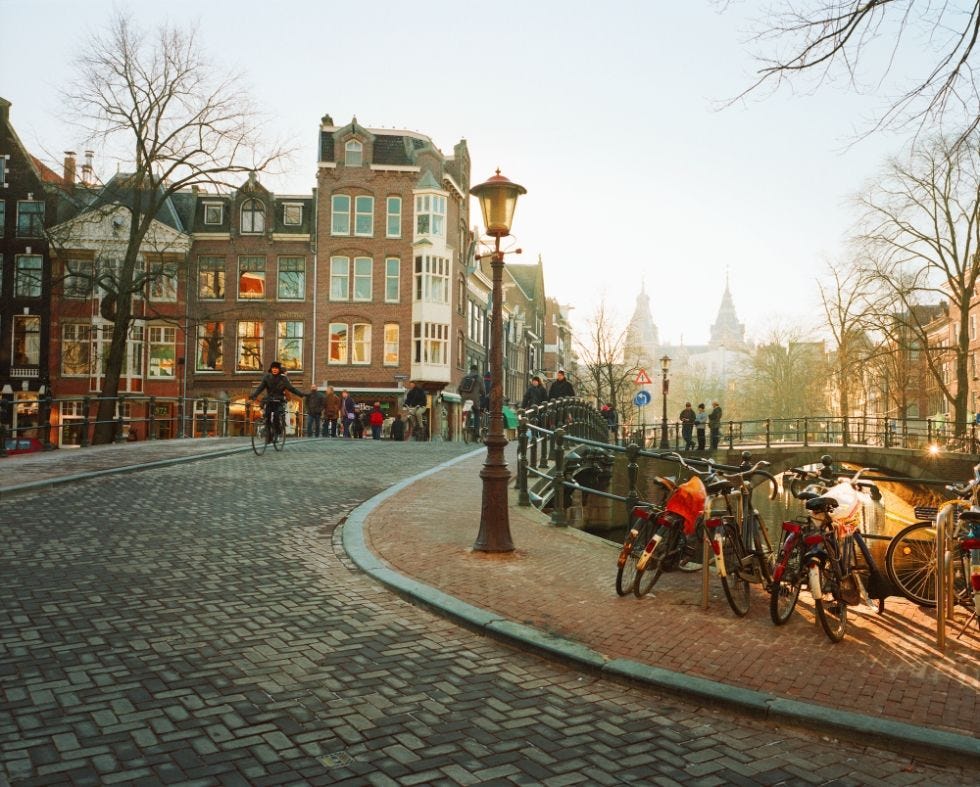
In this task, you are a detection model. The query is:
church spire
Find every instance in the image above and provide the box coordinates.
[624,288,659,368]
[709,279,745,349]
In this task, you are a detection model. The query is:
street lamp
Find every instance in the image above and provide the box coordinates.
[471,169,526,552]
[659,355,671,449]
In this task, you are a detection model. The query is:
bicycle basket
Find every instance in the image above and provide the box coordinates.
[665,476,707,535]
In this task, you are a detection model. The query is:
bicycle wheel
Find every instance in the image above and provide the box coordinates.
[719,520,751,617]
[616,516,654,596]
[251,419,268,456]
[812,564,847,642]
[462,418,474,444]
[885,522,942,606]
[633,526,676,598]
[770,537,804,625]
[272,412,286,451]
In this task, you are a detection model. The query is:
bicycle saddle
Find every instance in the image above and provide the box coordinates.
[704,478,733,495]
[805,496,838,514]
[796,490,822,502]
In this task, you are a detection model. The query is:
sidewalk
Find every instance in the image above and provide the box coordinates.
[4,439,978,765]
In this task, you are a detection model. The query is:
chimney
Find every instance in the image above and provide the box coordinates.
[63,151,76,193]
[82,149,94,186]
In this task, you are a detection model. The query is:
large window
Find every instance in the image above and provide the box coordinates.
[354,196,374,236]
[328,323,348,364]
[415,193,446,236]
[240,199,265,233]
[413,322,448,365]
[236,321,263,371]
[345,139,363,166]
[330,256,349,300]
[238,256,266,299]
[386,196,401,238]
[277,257,305,300]
[126,325,144,377]
[331,195,350,235]
[277,321,303,370]
[328,322,370,364]
[65,260,94,299]
[352,323,371,364]
[14,255,42,297]
[13,315,41,365]
[16,200,44,237]
[353,257,372,301]
[413,255,449,304]
[62,323,91,376]
[149,261,178,302]
[385,257,400,302]
[198,257,225,299]
[384,323,399,366]
[148,326,177,378]
[197,322,224,372]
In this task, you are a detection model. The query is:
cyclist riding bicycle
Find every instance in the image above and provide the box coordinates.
[249,361,304,441]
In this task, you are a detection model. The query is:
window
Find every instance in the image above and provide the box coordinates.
[16,200,44,237]
[415,193,446,236]
[345,139,363,166]
[240,199,265,233]
[65,260,94,299]
[413,322,448,365]
[204,202,224,225]
[13,315,41,365]
[413,255,449,303]
[277,321,304,370]
[236,321,263,371]
[353,257,372,301]
[328,323,348,364]
[331,195,350,234]
[384,323,399,366]
[277,257,305,300]
[457,276,465,314]
[330,256,349,300]
[282,203,303,225]
[148,326,177,378]
[198,257,225,299]
[386,196,401,238]
[238,256,266,299]
[62,323,91,376]
[352,323,371,364]
[126,325,145,378]
[972,315,976,341]
[197,322,224,371]
[385,257,400,302]
[0,201,5,237]
[15,255,42,297]
[354,196,374,236]
[149,261,178,302]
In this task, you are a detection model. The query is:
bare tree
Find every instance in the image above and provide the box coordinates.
[857,132,980,431]
[730,1,980,142]
[573,299,639,430]
[61,13,287,443]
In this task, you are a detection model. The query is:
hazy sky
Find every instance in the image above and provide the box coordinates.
[1,0,915,346]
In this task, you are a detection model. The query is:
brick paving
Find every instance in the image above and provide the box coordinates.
[0,439,974,784]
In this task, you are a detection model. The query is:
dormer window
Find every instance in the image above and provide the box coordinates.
[283,203,303,226]
[240,199,265,233]
[203,202,224,225]
[345,140,363,167]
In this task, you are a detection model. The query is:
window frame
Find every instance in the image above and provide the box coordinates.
[331,194,351,235]
[328,322,349,365]
[330,256,350,301]
[14,254,43,298]
[385,257,400,303]
[197,256,225,300]
[12,314,41,365]
[16,200,44,238]
[240,199,266,234]
[237,256,267,300]
[64,259,94,299]
[386,196,401,238]
[282,203,303,226]
[148,325,177,378]
[148,261,178,302]
[62,322,92,376]
[196,321,224,372]
[235,320,264,372]
[354,196,374,237]
[352,256,372,301]
[277,320,304,371]
[203,202,224,225]
[351,323,371,365]
[345,139,363,167]
[383,323,399,366]
[276,256,306,301]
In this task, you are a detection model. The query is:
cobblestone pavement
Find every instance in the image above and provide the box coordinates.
[0,440,972,784]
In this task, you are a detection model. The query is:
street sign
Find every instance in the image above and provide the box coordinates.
[634,390,652,407]
[635,368,652,385]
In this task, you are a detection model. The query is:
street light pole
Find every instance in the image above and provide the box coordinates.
[659,355,671,449]
[471,170,526,553]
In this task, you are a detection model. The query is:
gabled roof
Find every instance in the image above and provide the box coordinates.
[90,173,186,232]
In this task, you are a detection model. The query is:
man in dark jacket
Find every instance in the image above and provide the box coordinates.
[679,402,696,451]
[521,375,548,409]
[548,369,574,400]
[250,361,304,440]
[709,400,723,450]
[305,386,325,437]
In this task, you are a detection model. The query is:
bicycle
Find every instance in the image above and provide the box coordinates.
[462,403,488,444]
[250,399,287,456]
[404,405,428,441]
[615,477,675,596]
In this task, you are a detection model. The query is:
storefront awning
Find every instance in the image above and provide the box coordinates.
[440,391,462,403]
[503,405,518,428]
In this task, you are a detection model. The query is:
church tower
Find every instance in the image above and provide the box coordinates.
[623,284,659,368]
[709,276,746,349]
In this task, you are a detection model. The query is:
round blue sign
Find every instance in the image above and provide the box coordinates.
[634,390,652,407]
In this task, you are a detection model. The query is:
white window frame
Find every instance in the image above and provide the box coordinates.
[203,202,224,225]
[12,314,41,365]
[277,320,304,371]
[383,323,399,366]
[148,326,177,378]
[413,321,448,365]
[149,261,178,302]
[385,257,400,302]
[331,194,350,235]
[62,323,91,376]
[386,196,401,238]
[198,256,225,300]
[353,257,372,301]
[351,323,371,365]
[354,196,374,237]
[236,320,264,372]
[345,139,363,167]
[413,255,449,304]
[238,256,266,300]
[277,256,306,301]
[197,321,224,372]
[282,203,303,226]
[240,199,265,233]
[330,256,350,300]
[328,322,348,364]
[415,193,446,237]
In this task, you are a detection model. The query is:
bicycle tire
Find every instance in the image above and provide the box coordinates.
[616,516,654,596]
[272,412,286,451]
[251,419,268,456]
[633,526,675,598]
[812,564,847,642]
[719,520,751,617]
[885,521,969,607]
[770,537,804,625]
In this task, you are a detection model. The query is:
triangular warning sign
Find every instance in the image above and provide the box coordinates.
[635,368,652,385]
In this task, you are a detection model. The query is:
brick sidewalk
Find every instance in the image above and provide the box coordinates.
[364,450,980,740]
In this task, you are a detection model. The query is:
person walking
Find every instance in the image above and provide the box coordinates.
[521,375,548,409]
[679,402,696,451]
[369,402,384,440]
[339,389,356,438]
[305,386,325,437]
[458,364,485,431]
[695,403,708,451]
[323,386,340,437]
[709,400,723,450]
[548,369,574,400]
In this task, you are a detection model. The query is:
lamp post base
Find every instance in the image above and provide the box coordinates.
[474,426,514,552]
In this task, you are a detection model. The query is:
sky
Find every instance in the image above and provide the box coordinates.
[0,0,919,348]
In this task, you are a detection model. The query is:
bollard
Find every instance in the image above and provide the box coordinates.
[115,396,126,443]
[550,428,566,526]
[517,418,530,507]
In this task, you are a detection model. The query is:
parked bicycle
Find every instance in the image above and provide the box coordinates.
[615,477,675,596]
[249,399,286,456]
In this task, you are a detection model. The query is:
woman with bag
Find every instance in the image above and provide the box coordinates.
[340,389,357,438]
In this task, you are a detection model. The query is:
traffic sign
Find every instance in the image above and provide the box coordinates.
[635,368,652,385]
[634,390,652,407]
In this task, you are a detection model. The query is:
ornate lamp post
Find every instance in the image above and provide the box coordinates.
[471,169,526,552]
[659,355,671,449]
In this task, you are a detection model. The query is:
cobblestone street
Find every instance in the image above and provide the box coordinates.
[0,440,972,784]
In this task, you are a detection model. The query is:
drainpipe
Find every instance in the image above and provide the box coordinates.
[310,187,318,387]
